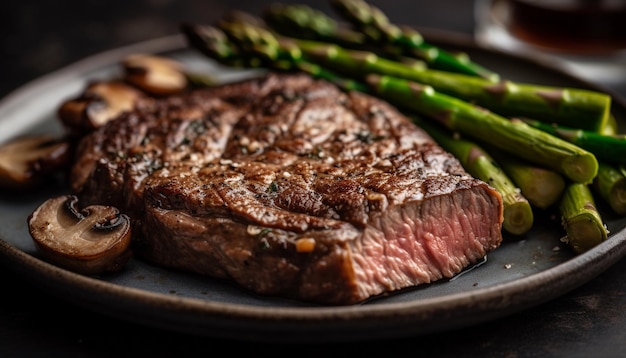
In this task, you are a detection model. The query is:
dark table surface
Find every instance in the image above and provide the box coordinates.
[2,1,626,357]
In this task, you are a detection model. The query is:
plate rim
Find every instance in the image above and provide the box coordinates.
[1,32,625,343]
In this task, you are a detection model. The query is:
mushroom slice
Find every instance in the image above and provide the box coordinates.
[28,195,133,275]
[57,81,144,136]
[0,135,71,190]
[122,54,188,96]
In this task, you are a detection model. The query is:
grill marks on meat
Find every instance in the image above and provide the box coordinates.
[71,73,503,305]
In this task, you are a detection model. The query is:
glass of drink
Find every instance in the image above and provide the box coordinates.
[474,0,626,84]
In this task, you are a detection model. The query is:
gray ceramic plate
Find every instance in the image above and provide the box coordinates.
[1,33,625,343]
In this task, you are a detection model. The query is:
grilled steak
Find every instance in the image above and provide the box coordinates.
[70,72,503,305]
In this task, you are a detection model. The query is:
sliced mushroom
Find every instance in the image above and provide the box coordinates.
[122,54,188,96]
[57,81,144,136]
[28,195,133,275]
[0,135,71,190]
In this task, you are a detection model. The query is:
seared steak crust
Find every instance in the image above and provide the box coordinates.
[71,72,503,305]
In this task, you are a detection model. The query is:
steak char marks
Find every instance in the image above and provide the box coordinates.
[71,73,503,305]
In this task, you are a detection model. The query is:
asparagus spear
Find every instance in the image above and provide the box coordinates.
[263,2,429,69]
[602,114,618,135]
[181,22,266,68]
[592,162,626,216]
[414,117,533,235]
[263,3,367,47]
[559,182,608,254]
[488,148,566,210]
[264,0,610,131]
[181,22,370,93]
[298,40,611,132]
[523,119,626,165]
[186,18,611,132]
[328,0,499,80]
[365,74,599,184]
[295,61,370,92]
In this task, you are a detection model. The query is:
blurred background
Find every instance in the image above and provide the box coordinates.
[0,0,478,99]
[2,0,624,98]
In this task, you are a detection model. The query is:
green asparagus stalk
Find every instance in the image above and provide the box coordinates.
[328,0,499,80]
[296,39,428,77]
[181,22,369,93]
[365,74,598,184]
[602,114,618,135]
[298,40,611,132]
[180,22,266,68]
[264,1,495,79]
[559,182,608,254]
[295,61,369,92]
[265,0,610,131]
[181,23,370,93]
[488,148,566,210]
[414,117,533,235]
[263,3,368,48]
[592,162,626,216]
[523,119,626,165]
[186,18,612,132]
[263,2,429,70]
